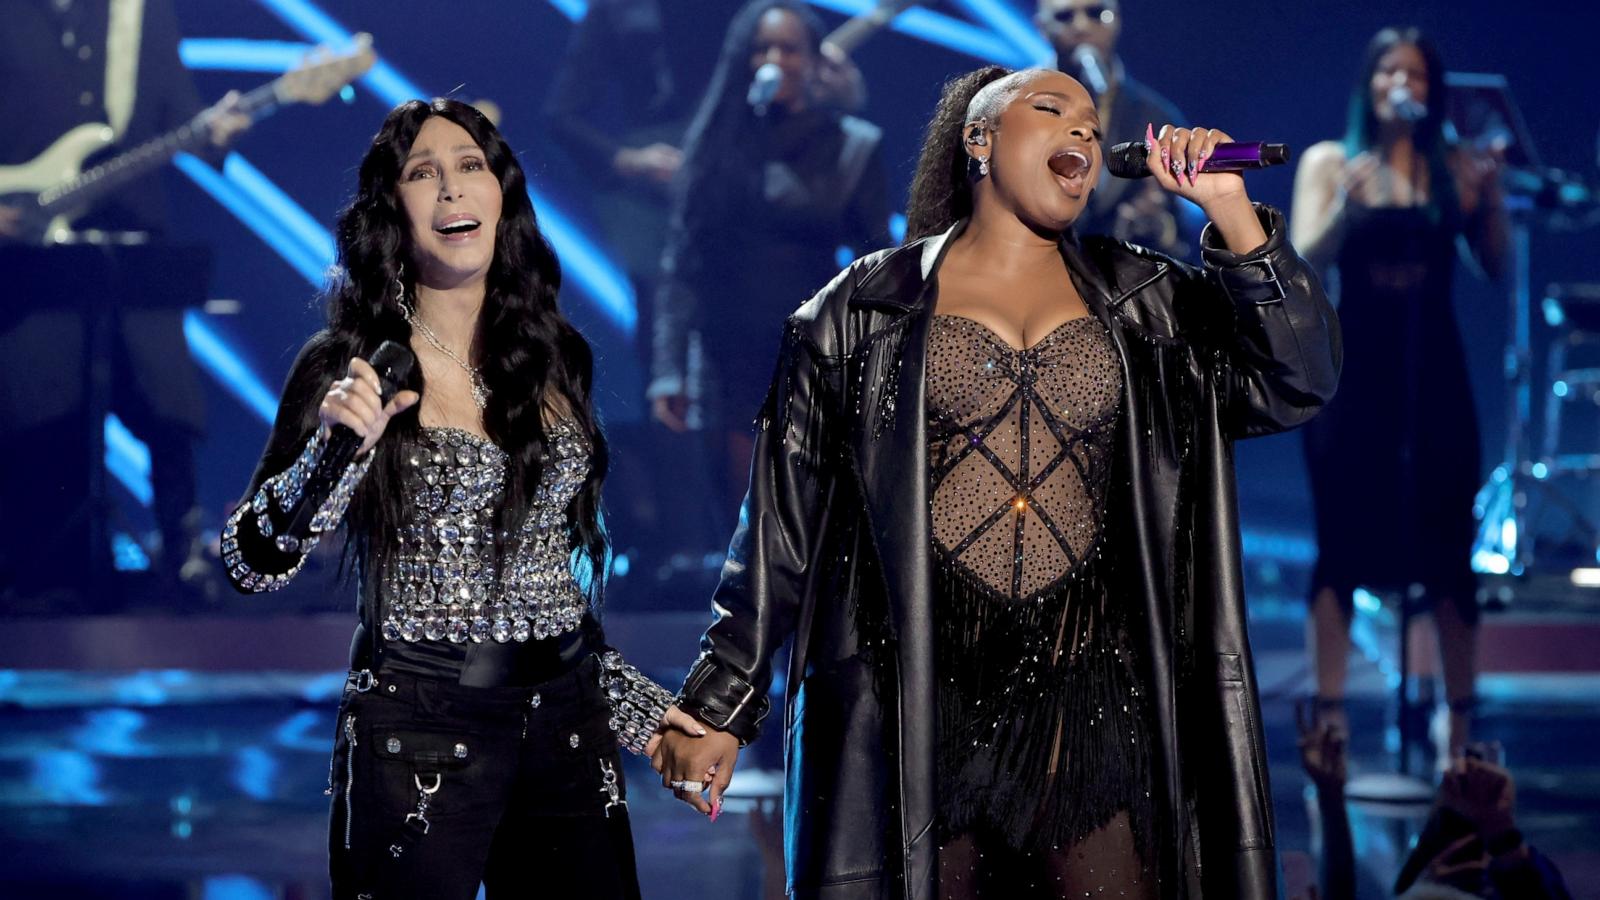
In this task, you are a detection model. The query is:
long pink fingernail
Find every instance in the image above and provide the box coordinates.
[710,799,722,822]
[1145,122,1156,149]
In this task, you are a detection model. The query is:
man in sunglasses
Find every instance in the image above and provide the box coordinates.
[1036,0,1200,259]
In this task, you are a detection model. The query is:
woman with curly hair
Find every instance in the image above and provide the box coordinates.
[219,98,699,899]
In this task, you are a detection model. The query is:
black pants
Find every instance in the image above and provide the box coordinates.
[326,656,642,899]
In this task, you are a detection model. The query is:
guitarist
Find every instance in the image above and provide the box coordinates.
[0,0,249,606]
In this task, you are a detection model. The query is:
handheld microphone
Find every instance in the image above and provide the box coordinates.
[1388,85,1427,124]
[1106,140,1291,179]
[748,63,782,114]
[1072,45,1109,98]
[282,340,415,541]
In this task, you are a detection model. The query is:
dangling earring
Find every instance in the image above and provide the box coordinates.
[965,121,991,178]
[394,263,414,318]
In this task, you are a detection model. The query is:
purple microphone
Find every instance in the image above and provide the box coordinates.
[1106,140,1291,179]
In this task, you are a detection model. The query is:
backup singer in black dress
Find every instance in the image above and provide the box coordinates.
[219,99,697,899]
[1291,27,1508,761]
[655,66,1340,899]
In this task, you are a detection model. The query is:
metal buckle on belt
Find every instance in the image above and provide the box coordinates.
[350,669,377,692]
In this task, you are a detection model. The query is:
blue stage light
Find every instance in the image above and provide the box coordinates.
[173,152,327,284]
[222,155,338,274]
[202,876,277,900]
[546,0,587,20]
[232,746,279,801]
[806,0,1027,64]
[183,311,280,423]
[104,414,153,505]
[29,750,108,806]
[179,38,313,72]
[949,0,1056,66]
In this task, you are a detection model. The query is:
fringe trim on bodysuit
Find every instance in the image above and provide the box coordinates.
[934,556,1156,860]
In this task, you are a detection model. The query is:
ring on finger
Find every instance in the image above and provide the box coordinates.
[670,779,706,792]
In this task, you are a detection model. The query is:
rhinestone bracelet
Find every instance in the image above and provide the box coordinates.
[598,650,675,756]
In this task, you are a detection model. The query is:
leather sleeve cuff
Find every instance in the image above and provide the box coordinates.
[676,652,769,746]
[1200,203,1291,306]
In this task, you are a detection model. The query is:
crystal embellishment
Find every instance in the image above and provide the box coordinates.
[377,425,593,646]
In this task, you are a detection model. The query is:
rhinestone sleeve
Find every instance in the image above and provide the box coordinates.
[598,650,676,756]
[221,430,373,594]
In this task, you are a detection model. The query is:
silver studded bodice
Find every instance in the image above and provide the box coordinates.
[378,424,591,646]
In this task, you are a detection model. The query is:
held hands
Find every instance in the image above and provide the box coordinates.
[650,706,742,820]
[1146,122,1268,254]
[318,357,421,456]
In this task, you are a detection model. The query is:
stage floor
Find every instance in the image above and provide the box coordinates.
[1,609,1596,899]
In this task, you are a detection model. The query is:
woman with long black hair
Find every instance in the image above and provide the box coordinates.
[655,66,1340,898]
[1292,27,1508,763]
[649,0,892,506]
[219,98,695,899]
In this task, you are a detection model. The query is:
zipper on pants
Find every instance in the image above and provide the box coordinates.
[343,714,358,849]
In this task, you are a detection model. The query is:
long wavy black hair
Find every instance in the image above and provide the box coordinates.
[310,98,609,594]
[904,66,1013,241]
[1343,27,1459,222]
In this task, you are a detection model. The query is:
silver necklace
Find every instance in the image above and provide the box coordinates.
[406,312,490,411]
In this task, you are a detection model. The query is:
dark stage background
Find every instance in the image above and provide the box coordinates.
[3,1,1598,898]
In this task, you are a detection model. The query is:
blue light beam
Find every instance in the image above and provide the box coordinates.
[179,38,315,72]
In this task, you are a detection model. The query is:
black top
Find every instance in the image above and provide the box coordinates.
[1304,202,1480,608]
[652,104,892,419]
[0,0,206,235]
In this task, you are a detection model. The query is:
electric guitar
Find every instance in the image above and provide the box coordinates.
[0,34,375,245]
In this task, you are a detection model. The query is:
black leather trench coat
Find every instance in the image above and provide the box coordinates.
[677,205,1341,899]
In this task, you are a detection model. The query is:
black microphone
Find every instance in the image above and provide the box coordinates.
[281,340,415,543]
[1106,140,1291,179]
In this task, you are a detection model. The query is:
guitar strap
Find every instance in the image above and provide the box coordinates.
[104,0,146,140]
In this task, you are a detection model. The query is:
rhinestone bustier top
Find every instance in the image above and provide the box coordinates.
[223,402,677,757]
[379,425,591,646]
[927,314,1122,598]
